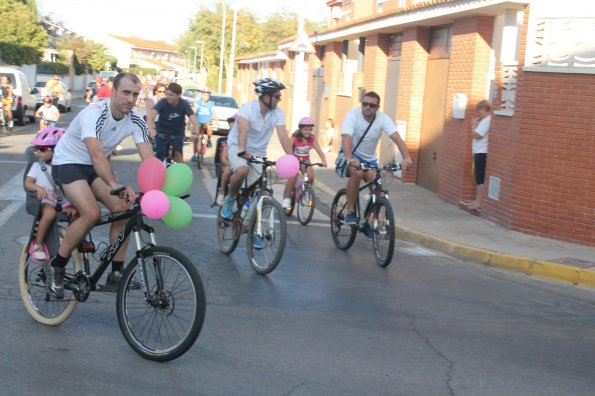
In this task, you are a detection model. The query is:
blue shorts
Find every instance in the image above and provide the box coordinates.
[353,153,378,168]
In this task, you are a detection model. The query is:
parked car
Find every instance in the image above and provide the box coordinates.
[0,67,37,125]
[210,94,239,136]
[182,90,239,136]
[33,81,72,112]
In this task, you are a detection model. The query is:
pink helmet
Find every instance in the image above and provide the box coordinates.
[298,117,315,127]
[31,128,65,147]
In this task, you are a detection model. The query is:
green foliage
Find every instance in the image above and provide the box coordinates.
[177,2,327,89]
[37,60,68,75]
[0,0,48,65]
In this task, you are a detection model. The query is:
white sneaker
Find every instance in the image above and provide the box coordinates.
[282,198,291,209]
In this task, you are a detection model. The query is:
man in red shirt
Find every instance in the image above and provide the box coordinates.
[96,77,113,100]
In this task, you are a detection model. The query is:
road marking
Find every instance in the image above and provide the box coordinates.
[0,170,25,202]
[0,201,23,227]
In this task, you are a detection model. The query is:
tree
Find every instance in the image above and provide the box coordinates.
[0,0,48,65]
[177,2,325,90]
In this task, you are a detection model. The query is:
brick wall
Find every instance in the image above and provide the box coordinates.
[506,71,595,245]
[440,16,494,205]
[396,26,429,183]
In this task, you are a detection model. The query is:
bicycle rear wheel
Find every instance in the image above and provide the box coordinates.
[217,209,241,254]
[196,145,204,169]
[296,185,316,225]
[116,246,206,362]
[246,196,287,275]
[373,198,396,267]
[330,188,357,250]
[18,227,82,325]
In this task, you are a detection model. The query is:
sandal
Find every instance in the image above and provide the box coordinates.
[29,242,49,263]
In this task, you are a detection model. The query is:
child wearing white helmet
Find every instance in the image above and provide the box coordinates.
[24,128,77,262]
[281,117,327,209]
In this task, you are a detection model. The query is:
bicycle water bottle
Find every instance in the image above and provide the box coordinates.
[244,198,257,226]
[241,200,250,219]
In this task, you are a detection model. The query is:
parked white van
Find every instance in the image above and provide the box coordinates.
[0,67,37,125]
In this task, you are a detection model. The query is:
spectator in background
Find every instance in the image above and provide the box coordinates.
[96,77,114,100]
[466,100,492,211]
[86,77,104,103]
[323,118,335,153]
[45,74,62,106]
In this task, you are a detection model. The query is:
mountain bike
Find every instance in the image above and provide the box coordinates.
[330,162,400,268]
[156,133,191,167]
[194,124,207,169]
[216,156,287,275]
[18,187,206,362]
[38,116,57,129]
[283,160,324,225]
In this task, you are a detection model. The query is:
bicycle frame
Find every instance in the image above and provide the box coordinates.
[65,198,157,299]
[351,164,391,229]
[236,157,275,233]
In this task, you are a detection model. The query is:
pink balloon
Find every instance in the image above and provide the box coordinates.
[141,190,171,219]
[276,154,300,178]
[138,158,166,193]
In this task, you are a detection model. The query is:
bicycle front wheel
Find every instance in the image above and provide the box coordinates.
[217,209,241,254]
[196,147,204,169]
[296,185,316,225]
[18,226,82,325]
[330,188,357,250]
[116,246,206,362]
[373,198,396,267]
[246,196,287,275]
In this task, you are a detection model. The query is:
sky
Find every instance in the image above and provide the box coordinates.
[37,0,330,44]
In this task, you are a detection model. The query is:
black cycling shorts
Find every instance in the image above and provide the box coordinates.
[52,164,98,190]
[154,133,184,160]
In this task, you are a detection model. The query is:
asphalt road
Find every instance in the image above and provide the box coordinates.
[1,100,595,395]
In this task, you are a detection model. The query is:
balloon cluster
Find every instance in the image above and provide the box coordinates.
[138,159,193,229]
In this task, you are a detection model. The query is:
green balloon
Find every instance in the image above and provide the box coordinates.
[162,196,193,229]
[161,163,193,196]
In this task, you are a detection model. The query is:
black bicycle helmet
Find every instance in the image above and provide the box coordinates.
[253,78,286,97]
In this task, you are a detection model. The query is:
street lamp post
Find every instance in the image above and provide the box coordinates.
[190,46,198,81]
[218,1,226,94]
[226,6,238,96]
[196,40,205,86]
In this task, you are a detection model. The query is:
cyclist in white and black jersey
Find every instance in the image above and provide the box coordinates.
[48,72,154,298]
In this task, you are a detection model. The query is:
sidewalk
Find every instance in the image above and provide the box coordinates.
[265,133,595,288]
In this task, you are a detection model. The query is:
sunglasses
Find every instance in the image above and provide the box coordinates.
[35,146,54,152]
[156,90,166,93]
[362,102,379,109]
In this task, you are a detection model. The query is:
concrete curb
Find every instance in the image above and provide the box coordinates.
[314,179,595,289]
[394,226,595,288]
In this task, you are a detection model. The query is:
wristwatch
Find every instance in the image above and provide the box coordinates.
[237,151,246,157]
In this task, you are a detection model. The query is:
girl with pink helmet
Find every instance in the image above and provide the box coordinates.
[281,117,327,209]
[25,128,77,262]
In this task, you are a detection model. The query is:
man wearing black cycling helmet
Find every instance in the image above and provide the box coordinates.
[221,78,293,225]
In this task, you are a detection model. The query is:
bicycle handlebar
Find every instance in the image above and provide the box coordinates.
[156,134,192,142]
[352,162,402,172]
[248,156,276,166]
[298,160,325,167]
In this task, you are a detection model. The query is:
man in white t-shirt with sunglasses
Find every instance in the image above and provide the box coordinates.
[341,91,413,225]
